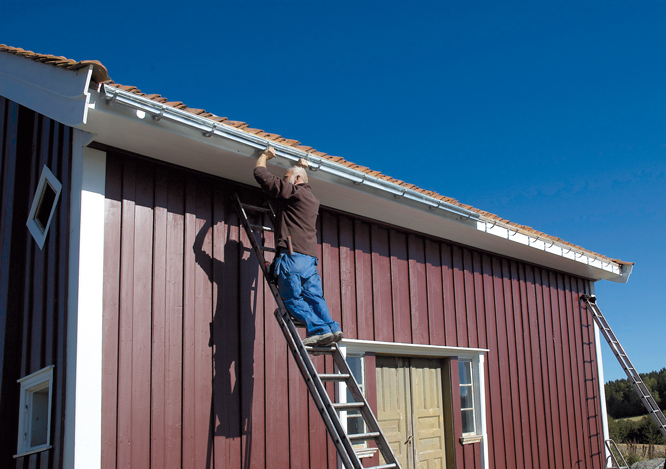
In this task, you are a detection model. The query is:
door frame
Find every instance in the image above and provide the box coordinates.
[340,339,489,469]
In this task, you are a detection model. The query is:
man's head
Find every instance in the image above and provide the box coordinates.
[284,166,308,185]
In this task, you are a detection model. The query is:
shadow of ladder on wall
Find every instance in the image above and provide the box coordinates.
[580,294,666,443]
[234,193,402,469]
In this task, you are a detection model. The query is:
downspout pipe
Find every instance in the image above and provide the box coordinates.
[101,85,479,221]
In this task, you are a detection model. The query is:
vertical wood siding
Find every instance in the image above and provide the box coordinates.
[0,99,72,469]
[102,149,605,469]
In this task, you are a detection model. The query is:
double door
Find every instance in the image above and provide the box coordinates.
[376,357,449,469]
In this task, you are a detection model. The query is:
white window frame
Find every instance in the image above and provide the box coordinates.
[459,358,483,443]
[26,165,62,249]
[15,365,55,458]
[338,350,374,458]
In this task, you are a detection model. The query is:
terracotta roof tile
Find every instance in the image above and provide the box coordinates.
[0,44,619,265]
[144,94,167,102]
[0,45,111,83]
[184,108,207,116]
[165,101,188,110]
[225,120,248,129]
[277,138,301,147]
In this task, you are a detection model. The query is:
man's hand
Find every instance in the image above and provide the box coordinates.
[255,145,277,169]
[295,158,309,169]
[263,146,277,160]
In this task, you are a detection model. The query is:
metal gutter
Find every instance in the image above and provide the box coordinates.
[99,84,630,283]
[474,217,628,280]
[102,84,478,221]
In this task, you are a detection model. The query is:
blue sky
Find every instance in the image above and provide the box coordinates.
[4,1,665,384]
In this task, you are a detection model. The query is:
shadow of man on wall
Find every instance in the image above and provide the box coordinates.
[193,211,262,469]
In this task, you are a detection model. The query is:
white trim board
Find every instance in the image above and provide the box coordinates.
[342,338,488,358]
[64,135,105,469]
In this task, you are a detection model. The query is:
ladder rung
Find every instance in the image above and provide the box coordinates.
[348,432,381,441]
[241,203,272,213]
[261,246,276,252]
[305,345,336,355]
[333,402,365,410]
[250,224,274,232]
[319,373,351,382]
[291,318,305,328]
[365,464,398,469]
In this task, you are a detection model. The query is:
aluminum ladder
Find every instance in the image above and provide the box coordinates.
[235,193,401,469]
[604,439,629,469]
[581,294,666,440]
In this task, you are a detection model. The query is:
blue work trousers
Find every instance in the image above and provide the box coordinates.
[274,252,341,337]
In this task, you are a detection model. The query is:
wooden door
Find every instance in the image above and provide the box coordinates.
[376,357,413,467]
[376,357,448,469]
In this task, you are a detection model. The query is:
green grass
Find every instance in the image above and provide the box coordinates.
[616,415,650,423]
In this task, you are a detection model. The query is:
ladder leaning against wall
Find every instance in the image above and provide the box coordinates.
[580,294,666,441]
[234,193,401,469]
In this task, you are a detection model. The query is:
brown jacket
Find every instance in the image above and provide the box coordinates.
[254,166,319,258]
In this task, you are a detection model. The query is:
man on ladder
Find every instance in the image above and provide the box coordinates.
[254,145,344,347]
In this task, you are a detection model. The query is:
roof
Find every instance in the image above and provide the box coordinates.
[0,44,633,274]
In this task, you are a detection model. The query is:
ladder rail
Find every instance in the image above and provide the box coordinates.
[235,193,401,469]
[604,439,629,469]
[274,310,359,469]
[330,348,401,464]
[581,295,666,440]
[235,194,357,467]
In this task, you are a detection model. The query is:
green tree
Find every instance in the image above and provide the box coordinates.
[605,368,666,419]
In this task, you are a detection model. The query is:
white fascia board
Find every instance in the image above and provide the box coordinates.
[0,52,93,126]
[81,86,629,283]
[342,339,488,359]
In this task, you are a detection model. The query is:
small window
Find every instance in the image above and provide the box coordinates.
[15,366,54,458]
[345,354,366,440]
[459,360,476,435]
[339,353,380,458]
[26,166,62,250]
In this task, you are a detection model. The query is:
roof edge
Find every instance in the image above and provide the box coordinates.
[96,84,631,283]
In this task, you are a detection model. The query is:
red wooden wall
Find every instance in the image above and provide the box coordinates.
[0,99,72,469]
[101,148,605,469]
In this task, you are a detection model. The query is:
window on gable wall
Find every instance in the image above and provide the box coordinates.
[26,165,62,250]
[15,366,54,458]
